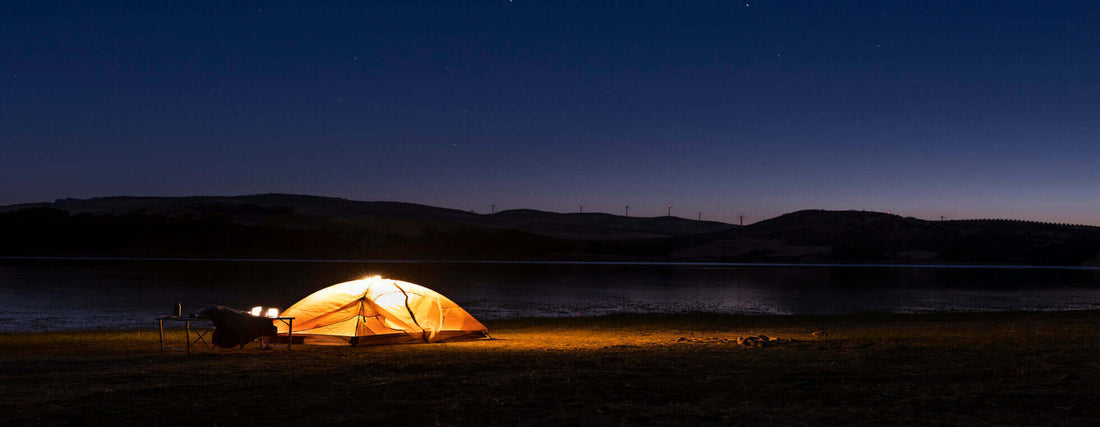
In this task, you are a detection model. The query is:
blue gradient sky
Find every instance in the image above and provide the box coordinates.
[3,1,1099,224]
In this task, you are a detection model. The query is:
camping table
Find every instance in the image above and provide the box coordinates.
[156,315,212,355]
[259,317,295,351]
[157,315,295,353]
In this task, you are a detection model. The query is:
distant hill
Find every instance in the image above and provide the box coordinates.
[0,194,736,260]
[491,209,735,239]
[0,194,734,238]
[672,210,1100,265]
[3,196,1100,265]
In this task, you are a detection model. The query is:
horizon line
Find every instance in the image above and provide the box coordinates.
[3,192,1099,228]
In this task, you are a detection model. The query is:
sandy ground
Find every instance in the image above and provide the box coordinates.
[2,311,1100,425]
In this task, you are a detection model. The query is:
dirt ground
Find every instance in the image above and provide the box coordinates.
[2,311,1099,425]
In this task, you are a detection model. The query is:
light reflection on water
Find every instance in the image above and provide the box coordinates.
[3,258,1100,333]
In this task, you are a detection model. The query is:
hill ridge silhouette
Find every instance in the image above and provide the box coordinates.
[3,194,1100,265]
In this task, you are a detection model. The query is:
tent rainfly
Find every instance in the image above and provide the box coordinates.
[275,276,488,345]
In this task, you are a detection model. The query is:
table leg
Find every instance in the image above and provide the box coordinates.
[288,318,293,351]
[185,320,191,355]
[159,320,165,352]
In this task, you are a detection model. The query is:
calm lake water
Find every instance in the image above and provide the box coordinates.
[4,258,1100,333]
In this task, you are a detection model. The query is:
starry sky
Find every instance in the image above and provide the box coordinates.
[3,1,1099,224]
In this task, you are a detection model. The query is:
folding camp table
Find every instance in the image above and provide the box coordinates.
[259,317,295,351]
[156,315,213,355]
[157,315,295,353]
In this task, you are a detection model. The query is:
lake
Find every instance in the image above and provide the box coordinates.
[3,258,1100,333]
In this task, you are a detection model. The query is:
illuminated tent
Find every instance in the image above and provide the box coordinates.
[275,277,488,345]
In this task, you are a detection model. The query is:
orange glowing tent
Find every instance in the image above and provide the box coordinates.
[275,277,488,345]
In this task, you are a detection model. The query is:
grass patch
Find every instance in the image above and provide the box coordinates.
[3,311,1100,425]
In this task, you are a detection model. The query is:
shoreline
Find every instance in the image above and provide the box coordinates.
[4,310,1099,424]
[5,308,1100,336]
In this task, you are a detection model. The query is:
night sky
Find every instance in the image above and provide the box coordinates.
[3,1,1099,225]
